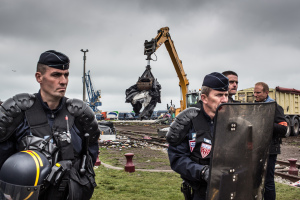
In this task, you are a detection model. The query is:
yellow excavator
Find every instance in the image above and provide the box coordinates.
[143,27,199,116]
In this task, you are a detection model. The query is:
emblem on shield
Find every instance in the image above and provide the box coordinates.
[201,143,212,158]
[189,140,196,152]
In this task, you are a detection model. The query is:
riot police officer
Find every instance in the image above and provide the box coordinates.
[167,72,229,200]
[0,50,100,200]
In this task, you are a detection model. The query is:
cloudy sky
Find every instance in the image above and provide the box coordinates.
[1,0,299,112]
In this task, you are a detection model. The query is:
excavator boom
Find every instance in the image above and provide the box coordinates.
[144,27,189,112]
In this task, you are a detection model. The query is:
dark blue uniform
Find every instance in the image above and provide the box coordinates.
[0,50,99,200]
[168,72,229,200]
[168,101,214,200]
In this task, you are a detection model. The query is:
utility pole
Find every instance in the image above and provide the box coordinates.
[81,49,88,102]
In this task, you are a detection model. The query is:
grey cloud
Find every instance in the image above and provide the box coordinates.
[0,0,300,111]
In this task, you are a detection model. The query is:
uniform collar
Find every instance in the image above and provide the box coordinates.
[36,90,65,113]
[199,101,214,122]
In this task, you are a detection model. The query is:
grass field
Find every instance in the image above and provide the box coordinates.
[91,149,300,200]
[92,166,182,200]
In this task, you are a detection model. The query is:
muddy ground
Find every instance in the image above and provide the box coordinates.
[101,122,300,170]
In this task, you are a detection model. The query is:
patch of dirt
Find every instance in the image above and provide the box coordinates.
[278,135,300,162]
[99,122,171,170]
[101,146,171,170]
[114,122,169,135]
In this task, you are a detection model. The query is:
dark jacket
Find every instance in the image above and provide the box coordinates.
[168,101,213,195]
[259,95,287,154]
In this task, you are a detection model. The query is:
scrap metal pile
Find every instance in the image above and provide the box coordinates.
[125,65,161,120]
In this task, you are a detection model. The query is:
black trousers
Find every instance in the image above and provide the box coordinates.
[192,187,206,200]
[264,154,277,200]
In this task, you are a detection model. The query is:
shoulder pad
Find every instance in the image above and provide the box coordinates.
[66,98,87,117]
[13,93,35,111]
[0,93,34,142]
[68,100,100,144]
[166,107,200,146]
[1,98,21,119]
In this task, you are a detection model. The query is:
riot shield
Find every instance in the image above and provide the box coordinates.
[207,102,276,200]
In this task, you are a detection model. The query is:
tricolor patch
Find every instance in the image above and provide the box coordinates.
[200,143,212,158]
[189,140,196,152]
[204,138,211,144]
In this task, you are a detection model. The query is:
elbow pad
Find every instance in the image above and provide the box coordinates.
[166,107,200,146]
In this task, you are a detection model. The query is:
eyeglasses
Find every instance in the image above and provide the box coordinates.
[229,81,239,84]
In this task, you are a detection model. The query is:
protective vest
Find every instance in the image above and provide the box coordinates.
[189,110,213,166]
[25,96,75,138]
[24,96,96,200]
[22,96,76,162]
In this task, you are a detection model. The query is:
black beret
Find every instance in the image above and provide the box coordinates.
[38,50,70,70]
[202,72,229,91]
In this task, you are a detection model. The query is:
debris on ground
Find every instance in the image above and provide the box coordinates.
[291,180,300,187]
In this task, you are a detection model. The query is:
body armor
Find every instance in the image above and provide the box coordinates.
[0,93,100,145]
[0,93,99,200]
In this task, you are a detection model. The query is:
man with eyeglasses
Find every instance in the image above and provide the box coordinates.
[222,71,239,103]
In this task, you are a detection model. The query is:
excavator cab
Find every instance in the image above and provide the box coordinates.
[186,90,200,108]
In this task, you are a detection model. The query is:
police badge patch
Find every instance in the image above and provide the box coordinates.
[200,143,212,158]
[189,140,196,152]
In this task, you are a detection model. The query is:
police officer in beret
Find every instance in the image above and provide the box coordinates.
[166,72,229,200]
[0,50,100,200]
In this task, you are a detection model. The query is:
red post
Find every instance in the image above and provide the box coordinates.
[124,153,135,173]
[95,151,101,166]
[288,158,298,176]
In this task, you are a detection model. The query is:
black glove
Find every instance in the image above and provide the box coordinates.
[201,166,210,183]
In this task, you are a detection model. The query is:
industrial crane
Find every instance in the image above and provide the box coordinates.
[84,70,102,112]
